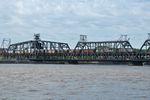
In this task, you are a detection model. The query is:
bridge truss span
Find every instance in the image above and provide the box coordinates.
[7,40,70,54]
[74,41,134,54]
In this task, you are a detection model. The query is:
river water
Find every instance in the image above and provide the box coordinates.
[0,64,150,100]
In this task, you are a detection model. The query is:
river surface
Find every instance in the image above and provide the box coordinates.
[0,64,150,100]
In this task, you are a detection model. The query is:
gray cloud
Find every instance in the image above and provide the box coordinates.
[0,0,150,48]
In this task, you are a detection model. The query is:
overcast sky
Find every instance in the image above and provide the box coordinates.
[0,0,150,48]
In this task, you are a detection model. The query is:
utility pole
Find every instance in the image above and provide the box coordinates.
[147,33,150,40]
[1,38,11,49]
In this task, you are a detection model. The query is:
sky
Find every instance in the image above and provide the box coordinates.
[0,0,150,48]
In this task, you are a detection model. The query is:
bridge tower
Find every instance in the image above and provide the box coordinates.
[118,34,130,41]
[34,33,41,41]
[79,35,87,42]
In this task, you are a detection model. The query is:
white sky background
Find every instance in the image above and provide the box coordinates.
[0,0,150,48]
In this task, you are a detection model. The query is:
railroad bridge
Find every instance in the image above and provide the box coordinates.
[0,34,150,65]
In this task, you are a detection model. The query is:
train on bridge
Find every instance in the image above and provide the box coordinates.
[0,34,150,65]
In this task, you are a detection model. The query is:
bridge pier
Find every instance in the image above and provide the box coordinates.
[129,61,143,66]
[68,60,78,64]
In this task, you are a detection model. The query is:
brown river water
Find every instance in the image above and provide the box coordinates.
[0,64,150,100]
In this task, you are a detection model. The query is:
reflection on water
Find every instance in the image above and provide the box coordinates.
[0,64,150,100]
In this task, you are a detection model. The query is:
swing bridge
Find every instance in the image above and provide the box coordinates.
[0,34,150,65]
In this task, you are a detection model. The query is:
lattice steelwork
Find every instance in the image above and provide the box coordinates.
[140,39,150,53]
[74,41,133,53]
[139,34,150,53]
[1,34,150,65]
[7,34,70,54]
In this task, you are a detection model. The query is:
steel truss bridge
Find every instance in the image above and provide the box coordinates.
[1,34,150,65]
